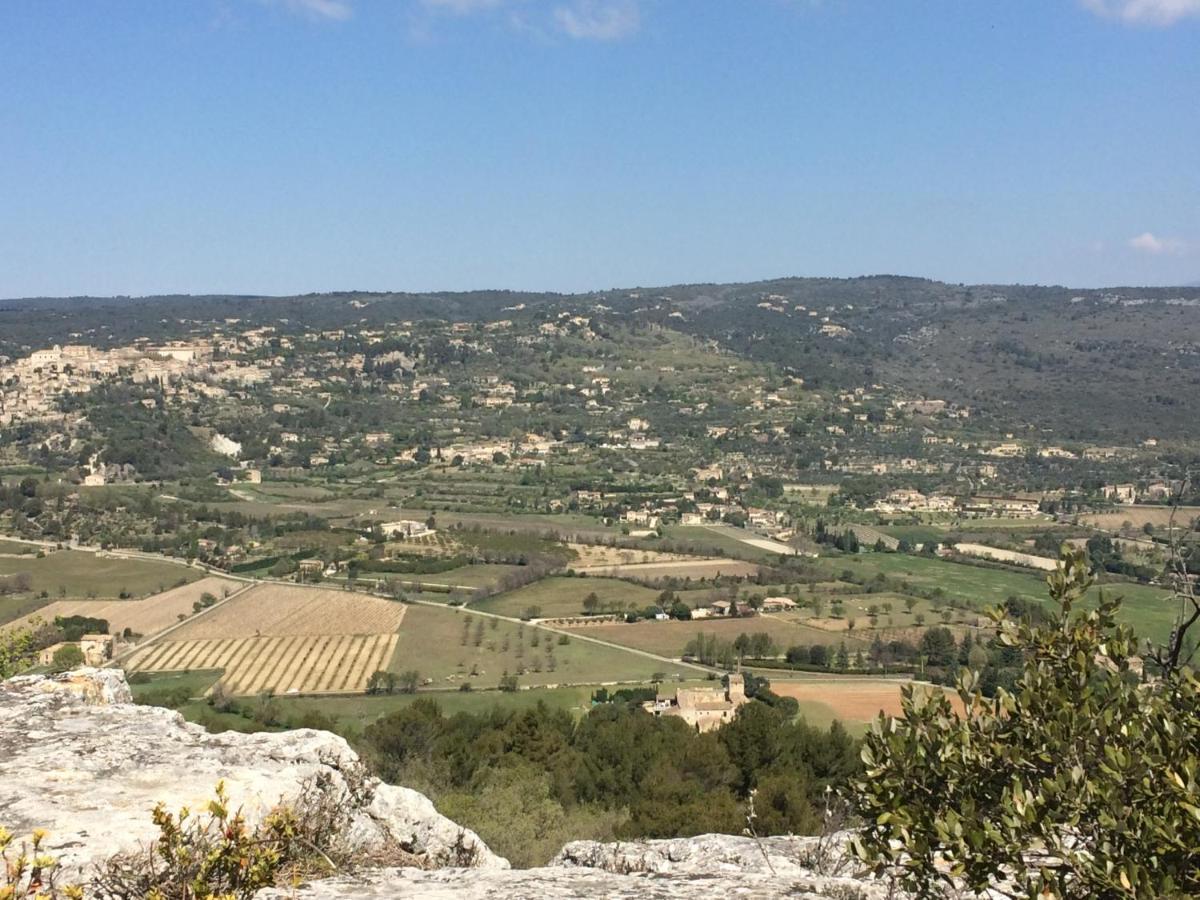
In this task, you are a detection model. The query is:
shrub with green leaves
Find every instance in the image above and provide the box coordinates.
[852,548,1200,898]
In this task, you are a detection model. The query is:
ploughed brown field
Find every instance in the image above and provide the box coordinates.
[767,678,966,724]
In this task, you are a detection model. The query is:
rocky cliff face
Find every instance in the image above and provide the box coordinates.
[1,670,893,899]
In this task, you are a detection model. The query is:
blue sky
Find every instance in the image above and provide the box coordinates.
[1,0,1197,296]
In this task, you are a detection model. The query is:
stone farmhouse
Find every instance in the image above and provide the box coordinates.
[644,674,749,733]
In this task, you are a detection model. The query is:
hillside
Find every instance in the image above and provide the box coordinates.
[4,276,1198,440]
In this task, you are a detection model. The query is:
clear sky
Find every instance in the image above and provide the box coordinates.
[1,0,1197,297]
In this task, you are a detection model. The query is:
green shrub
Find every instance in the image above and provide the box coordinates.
[852,548,1200,898]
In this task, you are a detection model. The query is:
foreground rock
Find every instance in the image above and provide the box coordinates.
[2,669,896,898]
[0,668,503,881]
[259,834,892,899]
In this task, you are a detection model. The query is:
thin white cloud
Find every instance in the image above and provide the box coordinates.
[553,0,641,40]
[268,0,353,21]
[420,0,508,14]
[1081,0,1200,25]
[1129,232,1189,255]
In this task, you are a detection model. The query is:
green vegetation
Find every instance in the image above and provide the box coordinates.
[854,549,1200,897]
[474,576,661,619]
[390,603,692,688]
[360,693,859,867]
[816,551,1178,643]
[0,550,198,603]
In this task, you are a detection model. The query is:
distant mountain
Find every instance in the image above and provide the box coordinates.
[3,276,1200,440]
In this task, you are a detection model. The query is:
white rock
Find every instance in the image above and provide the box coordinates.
[0,668,504,882]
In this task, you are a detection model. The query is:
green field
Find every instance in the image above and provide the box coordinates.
[128,669,223,703]
[276,684,605,731]
[878,525,946,545]
[0,539,39,555]
[579,615,865,659]
[474,576,663,618]
[390,603,691,689]
[0,550,200,601]
[0,594,51,625]
[815,552,1178,643]
[662,526,781,562]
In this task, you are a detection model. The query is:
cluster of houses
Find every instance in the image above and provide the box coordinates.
[0,342,227,426]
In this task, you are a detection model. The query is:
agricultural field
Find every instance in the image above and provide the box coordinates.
[0,549,200,601]
[578,615,864,660]
[391,603,691,689]
[125,584,409,695]
[275,683,605,731]
[816,552,1179,643]
[127,632,400,695]
[573,559,761,579]
[163,584,407,639]
[1081,505,1200,531]
[4,576,241,637]
[473,576,664,619]
[0,538,39,555]
[764,677,963,736]
[661,526,782,562]
[566,543,696,568]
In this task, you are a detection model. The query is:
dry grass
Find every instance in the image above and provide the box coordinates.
[2,576,240,636]
[1080,505,1200,530]
[769,677,964,722]
[166,584,407,640]
[567,543,695,567]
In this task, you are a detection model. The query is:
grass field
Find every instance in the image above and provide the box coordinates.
[815,552,1178,643]
[577,615,865,659]
[275,684,605,731]
[473,576,663,618]
[391,603,690,689]
[661,526,781,562]
[0,539,38,555]
[1081,506,1200,530]
[128,669,224,702]
[3,576,241,636]
[0,594,51,626]
[574,559,761,579]
[0,550,200,601]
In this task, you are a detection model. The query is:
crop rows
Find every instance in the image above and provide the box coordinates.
[167,584,407,640]
[127,633,399,695]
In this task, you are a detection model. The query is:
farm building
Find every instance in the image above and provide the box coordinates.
[380,520,435,539]
[37,634,112,667]
[645,674,749,733]
[761,596,797,612]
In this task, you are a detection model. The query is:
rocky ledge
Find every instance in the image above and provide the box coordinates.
[1,670,890,899]
[0,668,502,879]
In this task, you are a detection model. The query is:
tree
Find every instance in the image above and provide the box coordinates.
[853,549,1200,898]
[919,626,957,669]
[49,642,84,672]
[582,592,600,615]
[398,669,420,694]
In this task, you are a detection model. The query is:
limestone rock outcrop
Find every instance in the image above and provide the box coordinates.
[1,669,896,899]
[0,668,504,881]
